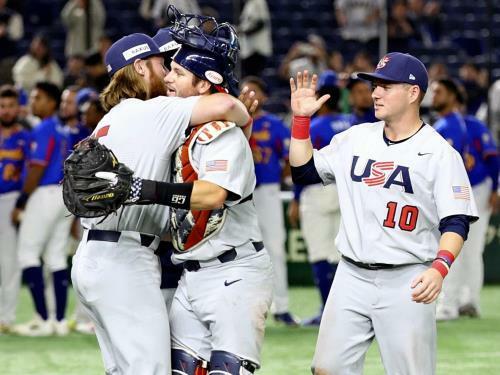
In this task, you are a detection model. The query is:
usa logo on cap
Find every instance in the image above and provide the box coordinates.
[377,56,390,69]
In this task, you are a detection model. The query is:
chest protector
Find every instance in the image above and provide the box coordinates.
[170,121,236,252]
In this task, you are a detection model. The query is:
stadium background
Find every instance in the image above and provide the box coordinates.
[0,0,499,374]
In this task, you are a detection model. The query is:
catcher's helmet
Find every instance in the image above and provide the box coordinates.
[167,5,240,96]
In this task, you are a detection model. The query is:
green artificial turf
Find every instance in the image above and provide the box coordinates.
[1,286,499,374]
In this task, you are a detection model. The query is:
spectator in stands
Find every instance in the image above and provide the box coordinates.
[328,50,344,73]
[407,0,442,46]
[83,51,109,92]
[239,0,273,77]
[12,33,64,93]
[335,0,383,60]
[152,0,200,28]
[61,0,106,58]
[344,50,374,77]
[63,54,86,88]
[279,35,328,80]
[0,0,23,84]
[388,0,420,51]
[459,62,488,116]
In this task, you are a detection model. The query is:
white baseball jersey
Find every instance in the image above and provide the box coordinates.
[313,121,478,264]
[81,96,199,236]
[172,127,262,262]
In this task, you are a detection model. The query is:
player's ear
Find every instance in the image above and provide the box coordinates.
[133,59,147,77]
[409,85,420,104]
[195,80,212,95]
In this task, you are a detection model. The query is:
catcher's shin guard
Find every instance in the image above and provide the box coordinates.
[172,348,208,375]
[209,351,257,375]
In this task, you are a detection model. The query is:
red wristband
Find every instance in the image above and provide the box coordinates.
[436,250,455,267]
[291,115,311,140]
[431,259,449,278]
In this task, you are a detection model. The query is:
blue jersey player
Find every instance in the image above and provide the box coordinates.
[432,79,469,156]
[432,78,499,320]
[289,70,352,326]
[12,82,74,336]
[0,85,30,332]
[241,76,298,325]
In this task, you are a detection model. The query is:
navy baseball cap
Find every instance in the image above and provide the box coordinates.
[356,52,429,92]
[317,70,338,90]
[105,33,162,76]
[153,28,181,59]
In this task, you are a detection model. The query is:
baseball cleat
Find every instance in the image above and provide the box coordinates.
[435,306,459,321]
[301,313,322,327]
[273,312,300,326]
[12,316,54,336]
[459,303,480,318]
[53,319,70,336]
[74,321,95,335]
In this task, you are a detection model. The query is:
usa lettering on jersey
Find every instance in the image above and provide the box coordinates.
[350,155,414,194]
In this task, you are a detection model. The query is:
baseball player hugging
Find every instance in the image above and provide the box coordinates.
[65,8,269,375]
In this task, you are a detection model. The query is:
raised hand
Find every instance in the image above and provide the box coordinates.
[290,70,330,117]
[238,86,259,116]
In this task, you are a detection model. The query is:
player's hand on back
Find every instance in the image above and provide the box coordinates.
[238,86,259,116]
[290,70,330,117]
[410,268,444,304]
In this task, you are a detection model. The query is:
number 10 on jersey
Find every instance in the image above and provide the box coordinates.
[383,202,419,231]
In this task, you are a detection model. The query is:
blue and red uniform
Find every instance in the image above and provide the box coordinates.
[433,111,469,156]
[0,127,30,194]
[464,115,499,190]
[250,113,290,184]
[67,123,91,150]
[28,116,70,186]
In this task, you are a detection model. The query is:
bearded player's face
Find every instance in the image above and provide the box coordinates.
[145,56,168,98]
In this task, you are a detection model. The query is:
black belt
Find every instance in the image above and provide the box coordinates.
[183,241,264,272]
[342,255,397,270]
[87,229,156,248]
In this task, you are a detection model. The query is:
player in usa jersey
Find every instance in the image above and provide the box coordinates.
[11,82,73,337]
[70,29,251,374]
[93,15,272,373]
[289,53,478,374]
[240,75,298,326]
[0,85,29,333]
[431,79,499,320]
[288,71,352,326]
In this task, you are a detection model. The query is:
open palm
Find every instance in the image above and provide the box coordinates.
[290,70,330,117]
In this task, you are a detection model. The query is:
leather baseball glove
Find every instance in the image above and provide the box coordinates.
[62,137,134,218]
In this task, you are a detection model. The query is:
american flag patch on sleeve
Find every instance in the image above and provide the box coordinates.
[452,185,470,200]
[206,160,228,172]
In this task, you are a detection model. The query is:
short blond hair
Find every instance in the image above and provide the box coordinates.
[100,64,148,112]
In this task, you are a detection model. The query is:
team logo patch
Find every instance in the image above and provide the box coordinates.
[376,56,390,69]
[122,43,151,60]
[205,70,223,84]
[206,160,228,172]
[159,40,180,52]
